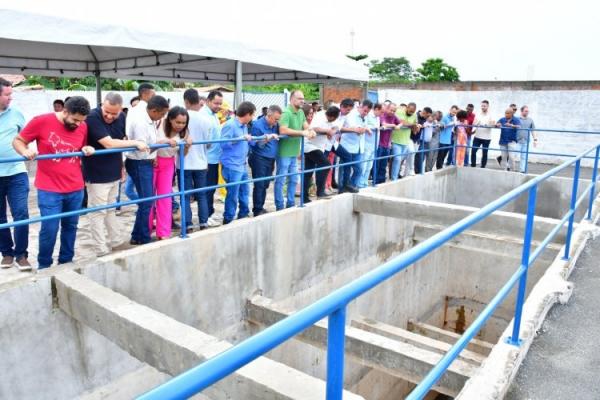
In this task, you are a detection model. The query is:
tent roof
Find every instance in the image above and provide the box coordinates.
[0,9,368,84]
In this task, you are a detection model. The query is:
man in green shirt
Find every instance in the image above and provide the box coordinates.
[391,102,418,180]
[276,90,315,210]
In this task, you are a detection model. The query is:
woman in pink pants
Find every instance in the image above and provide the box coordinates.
[149,107,190,240]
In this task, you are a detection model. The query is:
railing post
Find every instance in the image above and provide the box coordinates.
[299,138,305,207]
[507,184,537,346]
[587,146,600,220]
[420,136,425,175]
[452,135,457,166]
[372,128,379,187]
[524,128,531,174]
[563,159,581,259]
[178,143,187,238]
[326,306,347,400]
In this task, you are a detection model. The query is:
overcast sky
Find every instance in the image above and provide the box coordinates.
[8,0,600,81]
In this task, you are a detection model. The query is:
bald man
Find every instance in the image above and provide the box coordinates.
[495,108,521,171]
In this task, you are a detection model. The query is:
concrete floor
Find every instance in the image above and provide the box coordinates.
[506,231,600,400]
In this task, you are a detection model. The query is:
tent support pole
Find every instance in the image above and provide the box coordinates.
[234,60,243,109]
[94,69,101,107]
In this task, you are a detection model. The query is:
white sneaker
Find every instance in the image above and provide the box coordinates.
[207,217,221,227]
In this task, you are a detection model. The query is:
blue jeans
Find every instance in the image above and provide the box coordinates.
[0,172,29,260]
[415,142,430,174]
[178,169,208,227]
[249,153,275,215]
[519,142,528,173]
[391,143,409,180]
[446,136,454,165]
[376,147,391,183]
[207,163,219,217]
[221,167,250,222]
[124,175,138,200]
[358,146,375,188]
[274,156,298,210]
[125,159,154,244]
[37,189,84,268]
[337,145,361,189]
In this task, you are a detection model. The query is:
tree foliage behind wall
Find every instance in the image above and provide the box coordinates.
[368,57,415,82]
[415,58,460,82]
[368,57,460,83]
[243,83,320,100]
[21,76,320,99]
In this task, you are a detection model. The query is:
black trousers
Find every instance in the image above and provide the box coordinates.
[436,147,450,170]
[470,138,491,168]
[304,150,331,198]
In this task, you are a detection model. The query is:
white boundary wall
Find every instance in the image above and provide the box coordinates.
[378,88,600,166]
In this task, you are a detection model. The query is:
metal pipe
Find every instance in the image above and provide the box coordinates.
[587,146,600,220]
[507,185,537,346]
[563,159,581,259]
[178,143,187,238]
[326,307,347,400]
[234,61,243,109]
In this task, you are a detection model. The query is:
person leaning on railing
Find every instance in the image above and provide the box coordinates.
[495,108,521,172]
[12,96,95,269]
[517,105,538,173]
[0,77,31,271]
[276,90,316,210]
[220,101,271,225]
[82,92,149,257]
[150,106,190,240]
[248,105,282,216]
[124,95,169,245]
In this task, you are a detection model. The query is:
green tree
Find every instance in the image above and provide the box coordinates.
[243,83,320,100]
[368,57,414,82]
[416,58,460,82]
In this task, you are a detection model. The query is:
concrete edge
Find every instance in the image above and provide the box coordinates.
[456,212,600,400]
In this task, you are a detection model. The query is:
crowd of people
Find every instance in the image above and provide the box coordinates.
[0,77,537,271]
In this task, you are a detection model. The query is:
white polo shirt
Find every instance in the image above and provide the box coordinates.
[305,111,341,153]
[125,106,159,160]
[179,109,210,170]
[474,111,496,140]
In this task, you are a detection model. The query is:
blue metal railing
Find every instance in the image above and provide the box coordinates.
[1,124,599,399]
[138,143,599,399]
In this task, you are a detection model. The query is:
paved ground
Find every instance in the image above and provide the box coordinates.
[506,232,600,400]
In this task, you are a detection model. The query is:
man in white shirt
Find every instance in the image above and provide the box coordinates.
[125,83,155,134]
[471,100,495,168]
[125,95,169,245]
[304,106,341,202]
[180,89,211,232]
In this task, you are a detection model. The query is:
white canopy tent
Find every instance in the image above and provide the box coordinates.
[0,8,368,106]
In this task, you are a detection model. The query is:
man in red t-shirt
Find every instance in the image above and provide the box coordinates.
[13,96,95,269]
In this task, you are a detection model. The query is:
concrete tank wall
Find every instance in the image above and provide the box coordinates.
[0,166,590,399]
[0,277,157,400]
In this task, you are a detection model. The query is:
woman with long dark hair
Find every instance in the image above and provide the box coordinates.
[149,106,190,239]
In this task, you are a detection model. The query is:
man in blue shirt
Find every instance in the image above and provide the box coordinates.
[0,78,30,270]
[436,105,458,170]
[220,102,256,225]
[339,99,372,192]
[249,105,281,216]
[496,109,521,171]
